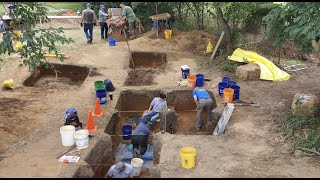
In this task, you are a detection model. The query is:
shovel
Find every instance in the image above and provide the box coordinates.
[122,27,138,77]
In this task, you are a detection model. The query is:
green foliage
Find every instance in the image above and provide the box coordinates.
[223,60,237,72]
[282,108,320,154]
[0,2,74,71]
[263,2,320,54]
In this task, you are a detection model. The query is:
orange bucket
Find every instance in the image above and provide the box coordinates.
[187,75,196,89]
[223,88,234,103]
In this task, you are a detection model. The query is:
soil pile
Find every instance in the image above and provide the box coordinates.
[53,10,80,24]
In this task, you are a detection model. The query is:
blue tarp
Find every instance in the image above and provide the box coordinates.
[115,143,153,171]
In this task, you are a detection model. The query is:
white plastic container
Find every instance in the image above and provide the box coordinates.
[74,129,89,149]
[131,158,144,177]
[60,125,75,146]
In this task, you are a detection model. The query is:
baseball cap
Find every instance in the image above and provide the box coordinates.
[100,5,105,9]
[86,3,92,7]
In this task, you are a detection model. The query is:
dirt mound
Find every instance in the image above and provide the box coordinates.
[124,69,157,86]
[147,29,218,55]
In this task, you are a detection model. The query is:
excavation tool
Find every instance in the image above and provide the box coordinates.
[56,144,76,159]
[121,26,138,77]
[233,99,260,107]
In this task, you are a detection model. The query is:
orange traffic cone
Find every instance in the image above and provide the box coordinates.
[86,111,97,132]
[92,98,103,117]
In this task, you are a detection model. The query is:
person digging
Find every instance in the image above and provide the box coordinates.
[192,87,215,131]
[131,121,152,158]
[106,161,135,178]
[116,3,137,39]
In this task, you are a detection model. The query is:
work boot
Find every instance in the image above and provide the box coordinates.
[87,39,90,43]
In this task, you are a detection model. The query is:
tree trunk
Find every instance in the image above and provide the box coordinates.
[214,3,233,55]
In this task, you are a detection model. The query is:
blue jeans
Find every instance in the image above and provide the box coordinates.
[84,23,93,41]
[141,111,159,125]
[99,22,108,39]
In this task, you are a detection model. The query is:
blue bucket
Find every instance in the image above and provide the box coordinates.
[231,85,240,100]
[196,74,205,87]
[222,77,231,83]
[218,82,228,96]
[66,108,77,115]
[108,38,116,46]
[227,81,237,88]
[96,89,107,104]
[122,124,132,140]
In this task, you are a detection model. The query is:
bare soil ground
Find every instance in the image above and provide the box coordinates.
[0,21,319,177]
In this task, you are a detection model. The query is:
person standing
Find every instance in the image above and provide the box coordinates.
[192,87,215,130]
[0,15,12,48]
[141,93,168,126]
[80,3,97,44]
[98,5,109,40]
[105,161,135,178]
[117,3,137,39]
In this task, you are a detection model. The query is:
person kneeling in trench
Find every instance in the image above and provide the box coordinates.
[141,93,168,127]
[105,161,135,178]
[131,121,152,158]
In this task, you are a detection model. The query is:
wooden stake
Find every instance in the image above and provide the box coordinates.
[210,31,225,60]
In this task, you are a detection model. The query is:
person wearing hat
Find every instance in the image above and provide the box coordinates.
[98,5,110,40]
[106,161,135,178]
[117,3,137,39]
[80,3,97,44]
[131,121,152,158]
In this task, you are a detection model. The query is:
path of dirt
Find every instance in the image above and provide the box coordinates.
[0,23,319,178]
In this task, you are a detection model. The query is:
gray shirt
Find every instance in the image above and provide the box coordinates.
[82,9,95,24]
[98,10,107,23]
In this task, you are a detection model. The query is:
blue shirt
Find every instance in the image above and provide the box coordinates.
[192,88,211,101]
[133,122,150,135]
[150,97,167,112]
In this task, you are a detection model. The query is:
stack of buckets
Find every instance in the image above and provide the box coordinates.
[94,81,107,104]
[180,65,205,88]
[218,77,240,103]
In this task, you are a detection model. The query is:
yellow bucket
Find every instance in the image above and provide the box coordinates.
[180,147,197,169]
[164,30,172,39]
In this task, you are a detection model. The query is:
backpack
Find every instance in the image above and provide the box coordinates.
[64,114,83,129]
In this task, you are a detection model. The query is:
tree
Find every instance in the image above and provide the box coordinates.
[0,2,73,71]
[262,2,320,55]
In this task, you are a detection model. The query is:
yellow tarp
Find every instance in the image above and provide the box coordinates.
[206,40,214,54]
[228,48,291,82]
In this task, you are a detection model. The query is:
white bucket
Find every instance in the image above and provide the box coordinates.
[60,125,75,146]
[74,129,89,149]
[131,158,144,177]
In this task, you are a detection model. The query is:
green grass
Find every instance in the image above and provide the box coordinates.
[45,2,84,11]
[280,105,320,155]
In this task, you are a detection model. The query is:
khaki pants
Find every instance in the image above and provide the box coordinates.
[128,21,136,37]
[196,98,213,128]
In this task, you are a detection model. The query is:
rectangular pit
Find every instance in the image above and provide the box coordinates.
[23,63,89,89]
[124,52,167,86]
[96,90,217,178]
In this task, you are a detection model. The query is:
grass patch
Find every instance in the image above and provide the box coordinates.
[280,105,320,155]
[46,2,84,11]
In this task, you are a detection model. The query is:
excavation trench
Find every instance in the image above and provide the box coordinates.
[91,90,217,178]
[23,63,90,89]
[124,52,167,86]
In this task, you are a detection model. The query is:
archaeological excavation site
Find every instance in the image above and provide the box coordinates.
[1,2,320,178]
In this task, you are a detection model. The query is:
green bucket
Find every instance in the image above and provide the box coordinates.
[94,81,105,91]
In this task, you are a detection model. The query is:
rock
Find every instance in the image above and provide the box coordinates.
[294,150,303,157]
[291,93,318,117]
[236,63,260,81]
